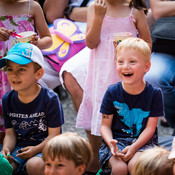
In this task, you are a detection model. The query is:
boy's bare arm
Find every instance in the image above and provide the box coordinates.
[101,114,124,157]
[101,114,114,147]
[122,117,159,161]
[33,126,61,154]
[16,127,61,160]
[2,128,16,157]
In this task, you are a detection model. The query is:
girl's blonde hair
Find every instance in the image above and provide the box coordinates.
[42,132,92,167]
[132,146,174,175]
[115,37,151,62]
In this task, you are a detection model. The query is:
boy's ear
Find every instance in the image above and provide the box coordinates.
[77,164,86,175]
[35,68,44,80]
[145,61,151,73]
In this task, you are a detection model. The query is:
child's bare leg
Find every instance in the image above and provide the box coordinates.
[26,157,45,175]
[128,151,142,175]
[85,130,102,173]
[63,71,83,112]
[109,156,128,175]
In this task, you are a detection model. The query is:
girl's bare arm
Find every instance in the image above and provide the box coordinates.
[86,0,107,49]
[134,9,152,49]
[31,1,52,50]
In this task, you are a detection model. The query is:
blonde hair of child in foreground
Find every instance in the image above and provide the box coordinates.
[115,37,151,63]
[132,146,174,175]
[42,132,92,175]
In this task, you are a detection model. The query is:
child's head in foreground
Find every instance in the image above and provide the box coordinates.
[0,43,44,90]
[115,38,151,83]
[168,137,175,175]
[132,146,174,175]
[42,132,92,175]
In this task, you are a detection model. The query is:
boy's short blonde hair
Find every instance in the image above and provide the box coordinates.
[42,132,92,167]
[132,146,174,175]
[115,37,151,62]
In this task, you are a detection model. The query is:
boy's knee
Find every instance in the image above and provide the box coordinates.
[111,163,127,174]
[26,157,44,175]
[128,159,136,174]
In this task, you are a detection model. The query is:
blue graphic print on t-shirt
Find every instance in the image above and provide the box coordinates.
[113,101,150,137]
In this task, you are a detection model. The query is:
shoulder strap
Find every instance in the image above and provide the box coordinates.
[27,0,31,16]
[129,7,134,16]
[80,0,90,7]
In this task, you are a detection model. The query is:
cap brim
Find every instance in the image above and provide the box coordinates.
[0,55,32,68]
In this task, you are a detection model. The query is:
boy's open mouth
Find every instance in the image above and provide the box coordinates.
[123,73,133,77]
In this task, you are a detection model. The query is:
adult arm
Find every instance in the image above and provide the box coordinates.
[150,0,175,20]
[69,7,88,22]
[146,8,156,30]
[43,0,69,24]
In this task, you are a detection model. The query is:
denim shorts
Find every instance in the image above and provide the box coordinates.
[0,144,42,175]
[99,137,158,170]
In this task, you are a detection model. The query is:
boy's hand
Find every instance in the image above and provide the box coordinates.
[6,154,14,164]
[30,33,38,46]
[16,146,36,160]
[1,147,10,158]
[121,145,136,162]
[110,139,124,158]
[94,0,107,20]
[0,27,11,41]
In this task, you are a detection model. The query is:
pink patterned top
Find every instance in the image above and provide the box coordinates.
[0,0,34,132]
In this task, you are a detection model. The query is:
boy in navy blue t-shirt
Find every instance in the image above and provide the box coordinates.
[0,43,64,175]
[99,38,164,174]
